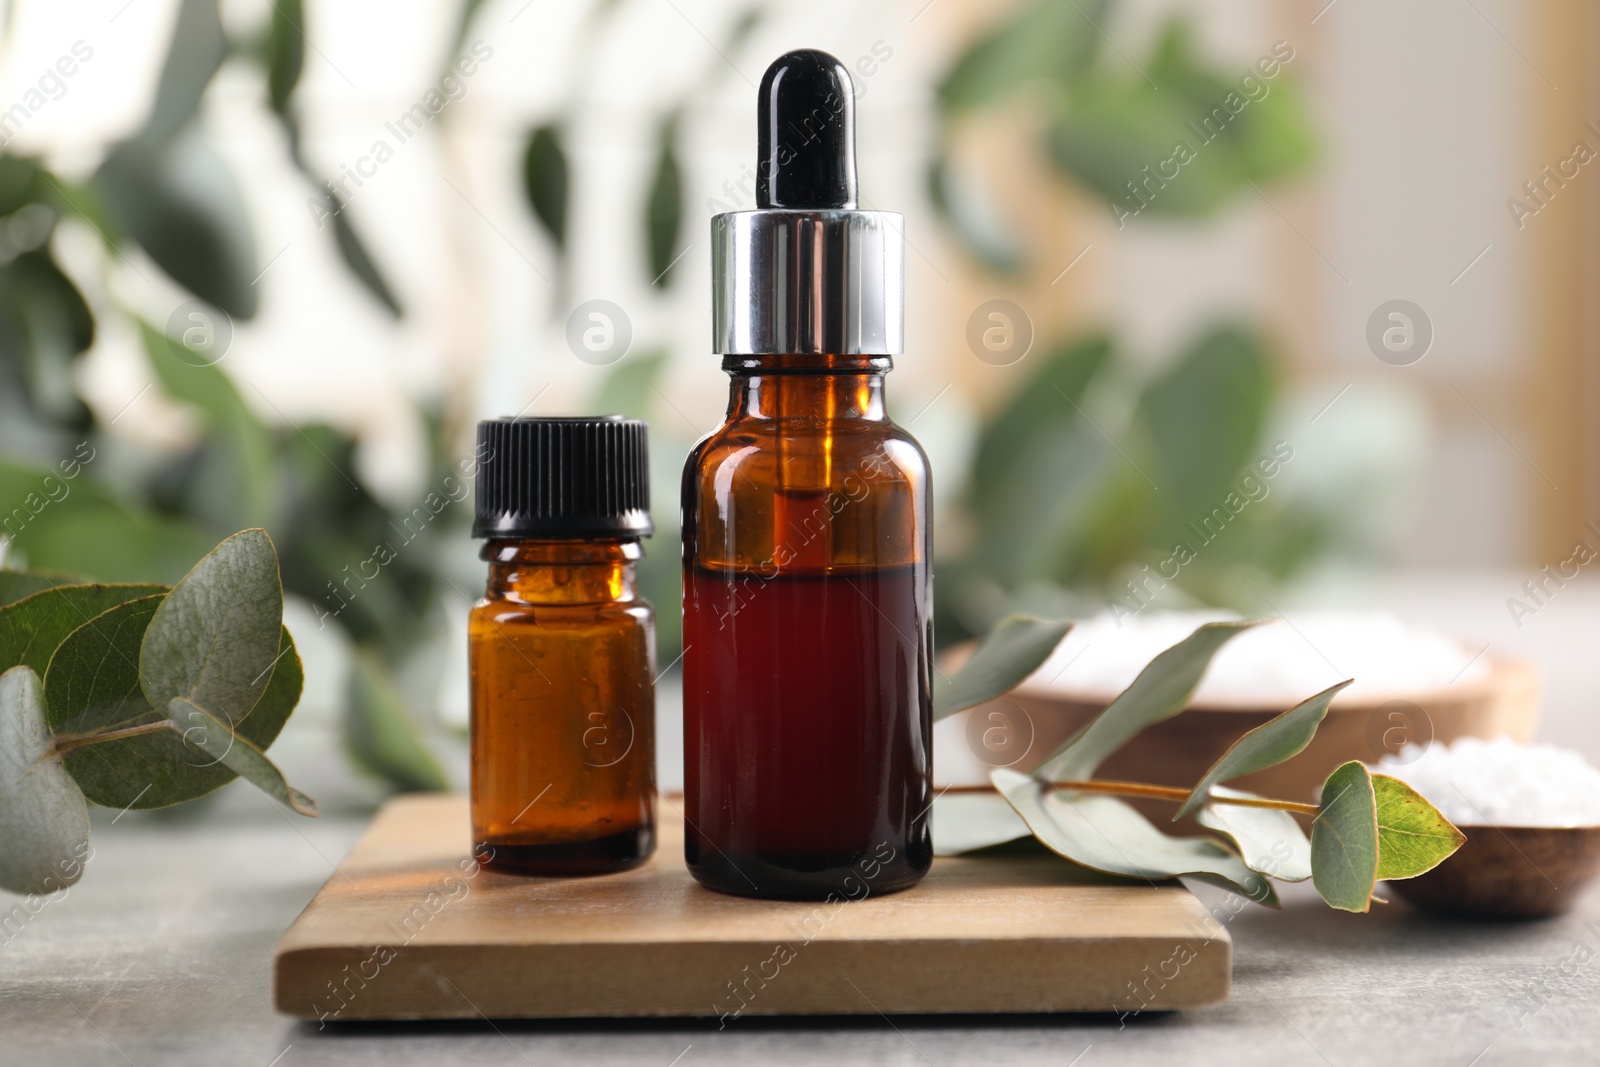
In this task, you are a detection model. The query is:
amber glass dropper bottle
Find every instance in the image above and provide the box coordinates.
[681,49,933,899]
[469,416,656,875]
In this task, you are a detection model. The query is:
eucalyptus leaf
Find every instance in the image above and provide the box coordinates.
[18,249,96,355]
[0,456,213,584]
[994,768,1278,904]
[265,0,305,117]
[926,151,1022,273]
[1045,19,1314,221]
[44,594,164,735]
[125,309,235,404]
[932,790,1031,856]
[1372,773,1465,881]
[936,0,1105,113]
[973,420,1116,590]
[1310,760,1379,912]
[35,167,119,242]
[1033,619,1262,780]
[0,247,96,421]
[1225,73,1317,183]
[137,320,279,531]
[345,650,448,792]
[970,334,1113,509]
[259,1,399,317]
[268,428,432,649]
[933,614,1070,721]
[591,347,668,421]
[1143,20,1315,185]
[168,697,316,815]
[329,196,403,317]
[139,529,282,727]
[1197,786,1312,882]
[645,116,683,287]
[447,0,491,65]
[1048,78,1233,217]
[0,570,90,607]
[1138,324,1272,543]
[0,583,166,676]
[0,154,44,215]
[0,495,215,586]
[1176,678,1352,819]
[0,666,90,896]
[958,333,1124,593]
[97,126,259,320]
[137,0,226,145]
[522,123,568,250]
[48,602,303,809]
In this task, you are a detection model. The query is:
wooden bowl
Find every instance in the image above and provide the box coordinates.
[1386,825,1600,919]
[937,652,1540,805]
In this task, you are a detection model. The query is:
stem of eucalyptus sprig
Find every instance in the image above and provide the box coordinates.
[52,720,175,754]
[945,779,1321,816]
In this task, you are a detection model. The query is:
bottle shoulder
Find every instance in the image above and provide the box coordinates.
[680,415,930,571]
[684,417,930,482]
[470,597,653,628]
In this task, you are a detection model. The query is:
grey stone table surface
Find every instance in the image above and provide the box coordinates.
[5,800,1599,1067]
[4,571,1600,1066]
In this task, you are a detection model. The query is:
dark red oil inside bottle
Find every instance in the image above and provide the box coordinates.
[680,355,934,899]
[683,562,931,896]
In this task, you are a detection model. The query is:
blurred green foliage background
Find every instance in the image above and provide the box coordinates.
[0,0,1389,798]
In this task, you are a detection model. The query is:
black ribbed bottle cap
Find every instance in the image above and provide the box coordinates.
[472,416,652,540]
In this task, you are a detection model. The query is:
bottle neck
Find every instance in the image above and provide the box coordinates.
[723,353,891,422]
[481,539,641,605]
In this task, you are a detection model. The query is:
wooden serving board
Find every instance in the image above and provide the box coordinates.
[274,795,1230,1021]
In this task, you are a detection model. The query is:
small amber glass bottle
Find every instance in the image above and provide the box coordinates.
[469,416,656,875]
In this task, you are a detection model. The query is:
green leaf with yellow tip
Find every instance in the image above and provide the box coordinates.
[1372,773,1466,881]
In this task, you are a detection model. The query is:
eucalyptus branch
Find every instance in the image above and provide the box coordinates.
[934,619,1463,913]
[1,529,315,897]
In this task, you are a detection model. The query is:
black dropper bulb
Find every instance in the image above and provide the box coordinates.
[756,49,857,210]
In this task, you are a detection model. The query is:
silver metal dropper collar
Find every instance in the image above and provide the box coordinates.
[714,49,905,356]
[711,209,905,355]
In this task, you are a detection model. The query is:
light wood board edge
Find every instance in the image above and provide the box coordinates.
[273,796,1232,1021]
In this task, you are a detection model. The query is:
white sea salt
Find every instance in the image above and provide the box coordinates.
[1377,736,1600,828]
[1021,610,1486,707]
